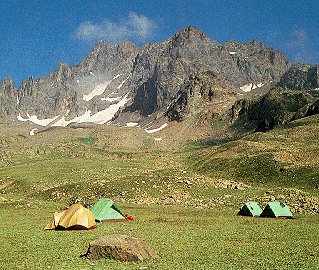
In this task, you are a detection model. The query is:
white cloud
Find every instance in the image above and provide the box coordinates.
[286,28,319,64]
[75,12,156,44]
[287,29,308,49]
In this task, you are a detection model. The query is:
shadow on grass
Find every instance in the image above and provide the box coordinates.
[187,131,250,149]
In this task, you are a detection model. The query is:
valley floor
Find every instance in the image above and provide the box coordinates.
[0,204,319,270]
[1,115,319,269]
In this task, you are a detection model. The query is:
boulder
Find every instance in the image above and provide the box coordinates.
[85,234,160,262]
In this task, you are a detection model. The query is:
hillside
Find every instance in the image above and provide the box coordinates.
[1,110,319,214]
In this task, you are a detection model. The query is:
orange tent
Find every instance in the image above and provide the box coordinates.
[44,203,96,230]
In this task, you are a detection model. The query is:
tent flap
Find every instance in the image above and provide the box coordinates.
[238,201,263,217]
[90,198,128,222]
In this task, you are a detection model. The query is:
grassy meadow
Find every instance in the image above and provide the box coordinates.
[1,204,319,270]
[1,115,319,269]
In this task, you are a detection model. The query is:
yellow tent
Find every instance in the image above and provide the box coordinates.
[44,211,63,230]
[44,203,96,230]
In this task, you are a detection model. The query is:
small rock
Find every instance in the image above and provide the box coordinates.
[184,180,192,185]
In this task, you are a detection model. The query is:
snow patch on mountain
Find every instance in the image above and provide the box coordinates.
[82,74,121,101]
[240,83,253,92]
[17,114,60,126]
[126,122,139,127]
[101,97,121,102]
[53,92,131,126]
[17,90,131,127]
[144,123,168,134]
[29,128,37,136]
[117,74,131,89]
[240,82,264,92]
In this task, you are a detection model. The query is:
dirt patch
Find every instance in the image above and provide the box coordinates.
[0,180,15,190]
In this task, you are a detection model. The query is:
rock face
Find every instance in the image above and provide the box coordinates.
[85,234,160,262]
[126,26,290,116]
[277,64,319,90]
[165,71,236,122]
[0,26,292,126]
[230,89,319,132]
[0,77,18,116]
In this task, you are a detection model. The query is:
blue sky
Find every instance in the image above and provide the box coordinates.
[1,0,318,85]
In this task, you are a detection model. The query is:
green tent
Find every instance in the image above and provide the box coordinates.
[260,201,294,218]
[90,198,128,222]
[237,201,263,217]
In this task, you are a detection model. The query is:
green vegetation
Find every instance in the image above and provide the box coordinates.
[1,114,319,269]
[76,136,96,146]
[1,204,319,270]
[190,114,319,191]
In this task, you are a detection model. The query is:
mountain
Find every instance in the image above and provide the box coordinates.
[1,25,317,132]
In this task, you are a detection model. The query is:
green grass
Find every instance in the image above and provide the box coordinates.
[188,115,319,192]
[76,136,96,146]
[0,204,319,270]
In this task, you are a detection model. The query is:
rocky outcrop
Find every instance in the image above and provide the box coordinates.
[165,71,235,121]
[277,64,319,90]
[85,234,160,262]
[230,89,319,132]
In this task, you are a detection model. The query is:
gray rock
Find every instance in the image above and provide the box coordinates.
[229,88,319,132]
[85,234,160,262]
[277,64,319,90]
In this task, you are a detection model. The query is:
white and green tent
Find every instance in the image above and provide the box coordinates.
[90,198,129,222]
[260,201,294,218]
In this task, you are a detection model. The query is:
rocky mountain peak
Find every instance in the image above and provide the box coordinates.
[56,62,72,79]
[18,76,35,96]
[75,39,138,76]
[176,25,207,38]
[1,25,314,128]
[1,77,15,86]
[50,61,72,81]
[248,39,265,48]
[0,77,17,116]
[0,77,16,93]
[171,25,215,47]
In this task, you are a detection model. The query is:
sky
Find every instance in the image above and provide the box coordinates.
[1,0,319,85]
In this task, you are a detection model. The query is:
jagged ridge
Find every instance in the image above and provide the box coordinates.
[0,25,298,127]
